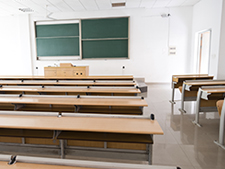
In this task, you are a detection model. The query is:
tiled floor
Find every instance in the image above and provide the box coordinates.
[145,84,225,169]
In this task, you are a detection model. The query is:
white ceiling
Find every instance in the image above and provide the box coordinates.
[0,0,201,16]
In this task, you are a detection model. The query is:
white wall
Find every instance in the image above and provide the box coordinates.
[0,15,32,75]
[217,0,225,79]
[0,7,193,83]
[191,0,223,78]
[30,7,193,83]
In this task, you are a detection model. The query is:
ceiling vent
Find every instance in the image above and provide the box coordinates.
[19,8,34,13]
[112,2,126,7]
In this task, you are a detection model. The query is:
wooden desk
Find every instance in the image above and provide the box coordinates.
[179,80,225,113]
[0,95,147,115]
[0,75,134,80]
[0,114,163,164]
[0,115,162,134]
[170,74,213,104]
[0,86,141,96]
[193,86,225,127]
[0,80,136,87]
[214,99,225,150]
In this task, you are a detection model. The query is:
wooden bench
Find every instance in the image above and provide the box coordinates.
[0,113,163,164]
[169,74,213,104]
[178,80,225,113]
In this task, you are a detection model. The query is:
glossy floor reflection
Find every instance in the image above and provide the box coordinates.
[144,84,225,169]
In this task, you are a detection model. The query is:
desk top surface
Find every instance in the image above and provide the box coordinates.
[201,87,225,93]
[0,96,148,107]
[184,80,225,86]
[172,74,211,78]
[0,161,93,169]
[0,81,135,86]
[172,74,213,82]
[0,86,141,94]
[0,115,163,135]
[0,76,133,80]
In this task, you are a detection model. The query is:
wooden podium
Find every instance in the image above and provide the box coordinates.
[44,63,89,77]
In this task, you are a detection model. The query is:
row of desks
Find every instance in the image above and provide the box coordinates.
[0,80,136,87]
[170,74,214,104]
[0,75,134,80]
[0,95,147,115]
[0,75,163,165]
[170,74,225,150]
[0,112,162,164]
[0,86,141,96]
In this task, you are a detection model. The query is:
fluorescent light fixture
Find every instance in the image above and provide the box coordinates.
[19,8,34,13]
[112,2,126,7]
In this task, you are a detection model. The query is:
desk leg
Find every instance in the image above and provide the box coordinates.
[60,140,65,159]
[214,99,225,149]
[147,134,153,165]
[22,138,25,144]
[169,82,176,104]
[192,89,202,127]
[178,83,186,113]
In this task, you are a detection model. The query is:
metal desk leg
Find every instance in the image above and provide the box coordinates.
[214,99,225,149]
[169,82,176,104]
[179,83,186,113]
[192,89,202,127]
[147,134,153,165]
[60,140,65,159]
[147,144,152,165]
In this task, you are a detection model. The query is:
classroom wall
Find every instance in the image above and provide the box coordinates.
[217,0,225,79]
[0,6,193,83]
[191,0,223,78]
[0,15,32,75]
[30,7,193,83]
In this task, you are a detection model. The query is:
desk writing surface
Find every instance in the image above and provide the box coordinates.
[0,161,94,169]
[184,80,225,86]
[0,86,141,94]
[0,115,163,135]
[172,74,213,82]
[0,97,148,107]
[0,75,133,80]
[0,81,135,86]
[201,88,225,94]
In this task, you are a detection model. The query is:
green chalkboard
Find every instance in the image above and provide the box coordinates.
[81,17,129,59]
[82,40,128,58]
[36,24,79,37]
[81,18,128,39]
[36,23,79,57]
[37,37,79,57]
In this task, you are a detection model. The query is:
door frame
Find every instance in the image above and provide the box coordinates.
[196,29,212,74]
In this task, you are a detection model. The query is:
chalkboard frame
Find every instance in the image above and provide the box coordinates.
[35,20,81,60]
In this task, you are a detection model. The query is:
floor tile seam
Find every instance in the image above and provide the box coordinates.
[177,142,196,167]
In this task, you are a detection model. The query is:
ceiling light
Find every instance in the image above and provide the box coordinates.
[112,2,126,7]
[19,8,34,13]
